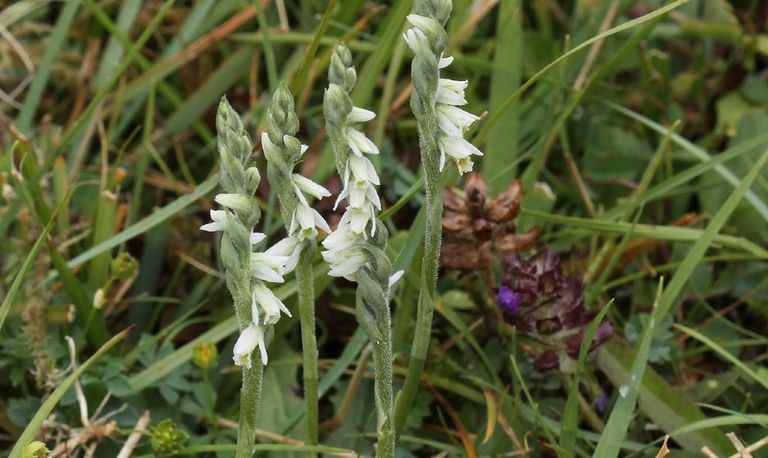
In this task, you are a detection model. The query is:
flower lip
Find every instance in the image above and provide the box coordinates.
[252,283,292,324]
[233,325,260,368]
[265,236,302,274]
[291,203,332,240]
[497,286,520,314]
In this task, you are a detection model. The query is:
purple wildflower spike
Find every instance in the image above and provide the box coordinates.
[499,247,613,372]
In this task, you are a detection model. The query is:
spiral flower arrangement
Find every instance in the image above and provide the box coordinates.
[200,98,295,456]
[322,43,401,458]
[394,0,484,436]
[262,82,330,452]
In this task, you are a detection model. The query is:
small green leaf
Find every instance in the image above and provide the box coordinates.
[740,74,768,105]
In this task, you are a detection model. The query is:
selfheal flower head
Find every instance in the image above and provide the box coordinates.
[498,248,613,372]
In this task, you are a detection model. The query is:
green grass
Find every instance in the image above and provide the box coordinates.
[2,0,768,456]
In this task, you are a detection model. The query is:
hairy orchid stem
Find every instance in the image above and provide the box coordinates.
[263,83,331,455]
[370,302,395,456]
[394,0,482,435]
[322,43,399,457]
[236,363,263,458]
[202,98,296,456]
[297,247,319,453]
[393,118,443,437]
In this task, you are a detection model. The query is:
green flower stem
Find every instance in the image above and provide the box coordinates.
[210,98,269,456]
[370,308,395,457]
[393,115,443,436]
[231,260,262,458]
[394,0,455,435]
[263,83,326,454]
[322,43,397,456]
[297,246,319,454]
[237,363,263,458]
[353,247,397,458]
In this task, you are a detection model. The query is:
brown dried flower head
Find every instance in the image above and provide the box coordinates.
[441,174,539,271]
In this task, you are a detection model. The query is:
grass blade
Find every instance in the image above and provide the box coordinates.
[66,176,218,271]
[135,443,354,456]
[128,264,328,393]
[15,0,80,133]
[597,149,768,456]
[353,0,411,107]
[598,341,733,454]
[560,300,613,454]
[602,130,768,220]
[654,149,768,323]
[605,101,768,223]
[475,0,689,143]
[669,413,768,437]
[483,0,522,194]
[594,280,664,458]
[128,315,237,393]
[675,324,768,392]
[162,47,252,135]
[92,0,142,88]
[289,0,337,96]
[0,179,65,333]
[522,209,768,258]
[11,144,110,345]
